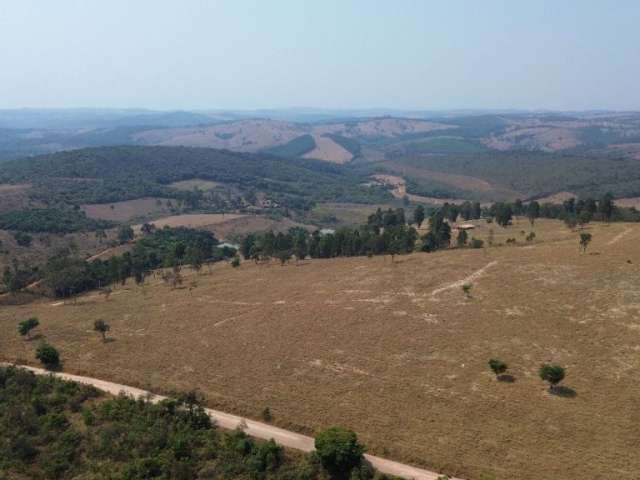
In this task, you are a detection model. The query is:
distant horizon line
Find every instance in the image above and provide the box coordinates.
[1,106,639,114]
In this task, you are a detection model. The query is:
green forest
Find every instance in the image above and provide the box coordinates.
[0,146,391,212]
[0,208,113,234]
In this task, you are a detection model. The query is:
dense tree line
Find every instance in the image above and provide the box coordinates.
[0,366,387,480]
[241,208,419,262]
[0,208,113,234]
[486,193,636,226]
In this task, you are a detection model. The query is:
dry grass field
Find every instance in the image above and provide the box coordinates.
[132,213,246,232]
[307,203,396,227]
[129,213,311,240]
[81,197,175,222]
[302,135,354,164]
[169,179,223,191]
[1,219,639,480]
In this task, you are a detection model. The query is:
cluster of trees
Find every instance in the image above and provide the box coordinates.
[0,208,113,234]
[239,205,486,264]
[485,193,632,227]
[0,366,388,480]
[241,209,419,263]
[42,227,234,298]
[488,359,567,393]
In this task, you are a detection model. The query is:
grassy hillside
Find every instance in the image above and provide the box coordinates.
[2,219,640,480]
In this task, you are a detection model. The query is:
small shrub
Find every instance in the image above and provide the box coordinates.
[18,317,39,339]
[539,364,565,391]
[488,359,507,378]
[93,319,110,342]
[36,343,60,369]
[231,256,241,268]
[82,408,95,426]
[262,407,272,422]
[470,238,484,249]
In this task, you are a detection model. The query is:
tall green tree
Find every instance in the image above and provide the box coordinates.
[413,205,425,228]
[598,193,615,222]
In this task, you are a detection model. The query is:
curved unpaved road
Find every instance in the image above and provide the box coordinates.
[431,261,498,298]
[5,363,462,480]
[607,227,632,246]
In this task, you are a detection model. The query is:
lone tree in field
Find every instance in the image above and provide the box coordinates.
[315,427,365,478]
[94,319,110,342]
[488,359,508,380]
[100,287,112,301]
[413,205,425,228]
[579,232,592,253]
[36,343,60,369]
[457,229,468,247]
[117,225,134,245]
[462,283,473,299]
[527,201,540,226]
[539,364,565,392]
[18,317,39,340]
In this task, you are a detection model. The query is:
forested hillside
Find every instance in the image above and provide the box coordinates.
[0,146,391,209]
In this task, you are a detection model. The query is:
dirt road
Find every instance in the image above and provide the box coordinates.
[6,363,461,480]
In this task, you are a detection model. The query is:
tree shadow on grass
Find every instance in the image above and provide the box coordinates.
[550,385,577,398]
[26,333,45,342]
[497,374,516,383]
[104,337,116,344]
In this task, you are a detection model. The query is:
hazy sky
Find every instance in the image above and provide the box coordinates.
[1,0,639,111]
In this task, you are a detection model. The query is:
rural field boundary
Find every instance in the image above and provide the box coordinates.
[2,363,463,480]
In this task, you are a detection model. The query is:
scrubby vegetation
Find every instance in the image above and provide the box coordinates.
[0,366,390,480]
[42,226,233,297]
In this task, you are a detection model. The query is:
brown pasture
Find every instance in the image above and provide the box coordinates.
[1,219,639,480]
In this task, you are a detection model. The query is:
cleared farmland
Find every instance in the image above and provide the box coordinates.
[1,219,639,480]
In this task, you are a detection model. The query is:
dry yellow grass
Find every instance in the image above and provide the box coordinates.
[1,219,639,480]
[169,179,222,191]
[302,135,353,164]
[81,197,174,222]
[132,213,246,232]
